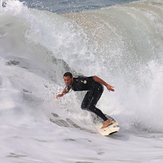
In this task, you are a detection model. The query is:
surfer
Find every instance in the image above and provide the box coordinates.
[56,72,115,129]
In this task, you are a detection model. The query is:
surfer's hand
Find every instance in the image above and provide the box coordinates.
[106,84,114,92]
[56,94,63,99]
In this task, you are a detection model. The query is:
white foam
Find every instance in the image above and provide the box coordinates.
[1,0,163,162]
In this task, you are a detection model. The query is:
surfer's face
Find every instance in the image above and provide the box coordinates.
[63,76,73,86]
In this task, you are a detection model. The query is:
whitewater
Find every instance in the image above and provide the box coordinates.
[0,0,163,162]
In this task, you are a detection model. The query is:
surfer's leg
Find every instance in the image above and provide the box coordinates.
[88,83,108,121]
[81,93,107,121]
[81,83,112,128]
[81,91,90,110]
[88,83,113,128]
[81,83,103,111]
[81,83,106,120]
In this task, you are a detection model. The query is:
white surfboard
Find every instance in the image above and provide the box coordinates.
[92,114,120,136]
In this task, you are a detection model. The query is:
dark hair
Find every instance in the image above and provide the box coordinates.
[63,72,73,78]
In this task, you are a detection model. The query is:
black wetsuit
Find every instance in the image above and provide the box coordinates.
[66,76,108,121]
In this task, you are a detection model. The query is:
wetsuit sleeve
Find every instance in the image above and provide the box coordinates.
[66,85,72,92]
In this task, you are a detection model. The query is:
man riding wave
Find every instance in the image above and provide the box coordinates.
[56,72,115,129]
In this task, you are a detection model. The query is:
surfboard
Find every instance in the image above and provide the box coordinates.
[92,114,120,136]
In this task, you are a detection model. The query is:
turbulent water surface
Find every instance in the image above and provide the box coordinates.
[1,0,163,162]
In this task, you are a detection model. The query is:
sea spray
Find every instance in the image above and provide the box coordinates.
[1,0,163,133]
[1,0,163,162]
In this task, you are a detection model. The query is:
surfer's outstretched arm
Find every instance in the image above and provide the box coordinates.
[93,76,115,92]
[56,87,69,99]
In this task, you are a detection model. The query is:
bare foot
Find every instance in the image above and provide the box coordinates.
[101,119,113,129]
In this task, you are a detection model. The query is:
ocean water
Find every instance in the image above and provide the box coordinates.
[19,0,141,14]
[1,0,163,162]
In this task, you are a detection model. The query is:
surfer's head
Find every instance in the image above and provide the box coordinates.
[63,72,73,86]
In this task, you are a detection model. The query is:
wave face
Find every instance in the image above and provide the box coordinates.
[1,0,163,162]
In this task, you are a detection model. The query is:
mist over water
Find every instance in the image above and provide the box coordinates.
[1,0,163,162]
